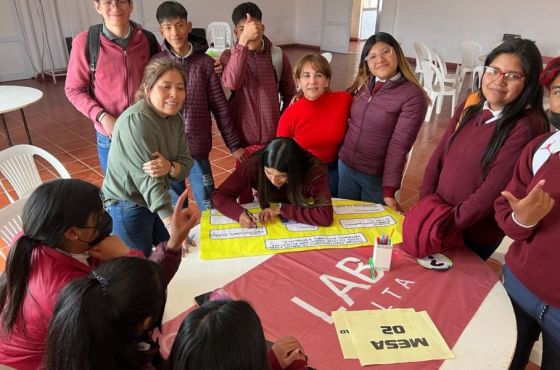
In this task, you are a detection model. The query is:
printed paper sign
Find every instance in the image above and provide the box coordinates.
[200,199,403,259]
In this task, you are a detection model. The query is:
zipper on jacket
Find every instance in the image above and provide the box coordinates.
[351,89,374,163]
[123,49,129,107]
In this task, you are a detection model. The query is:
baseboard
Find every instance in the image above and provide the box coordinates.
[278,43,320,50]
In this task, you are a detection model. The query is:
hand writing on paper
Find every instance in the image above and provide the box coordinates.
[259,207,280,224]
[501,179,555,226]
[239,209,258,228]
[271,336,307,369]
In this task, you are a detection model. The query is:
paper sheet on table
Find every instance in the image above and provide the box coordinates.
[335,309,454,365]
[332,309,415,359]
[200,199,403,259]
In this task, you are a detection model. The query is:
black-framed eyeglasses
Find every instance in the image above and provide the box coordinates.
[484,66,524,83]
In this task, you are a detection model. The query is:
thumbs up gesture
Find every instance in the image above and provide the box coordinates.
[238,13,263,47]
[501,179,555,227]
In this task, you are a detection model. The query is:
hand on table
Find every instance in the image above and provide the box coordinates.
[271,336,307,369]
[239,210,258,228]
[383,196,404,213]
[143,151,171,178]
[259,207,281,224]
[502,179,554,226]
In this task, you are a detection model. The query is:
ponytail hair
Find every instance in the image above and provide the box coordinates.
[0,179,102,334]
[45,257,167,370]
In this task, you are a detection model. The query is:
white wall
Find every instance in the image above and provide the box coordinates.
[2,0,298,80]
[388,0,560,63]
[294,0,322,46]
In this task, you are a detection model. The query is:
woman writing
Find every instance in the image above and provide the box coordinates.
[277,53,352,196]
[0,179,195,369]
[419,38,549,260]
[338,32,428,210]
[103,58,193,256]
[212,137,333,227]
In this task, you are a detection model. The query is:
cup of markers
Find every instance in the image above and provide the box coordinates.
[370,232,394,277]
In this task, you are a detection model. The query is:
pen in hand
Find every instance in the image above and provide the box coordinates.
[243,209,258,228]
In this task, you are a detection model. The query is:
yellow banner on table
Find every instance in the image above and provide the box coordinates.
[333,309,454,366]
[200,199,403,260]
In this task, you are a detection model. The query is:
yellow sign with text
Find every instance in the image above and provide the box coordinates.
[200,199,403,260]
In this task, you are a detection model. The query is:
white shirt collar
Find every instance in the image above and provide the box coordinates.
[483,101,502,124]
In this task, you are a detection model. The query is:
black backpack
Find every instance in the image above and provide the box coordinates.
[86,24,159,93]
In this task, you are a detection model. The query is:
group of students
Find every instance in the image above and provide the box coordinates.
[0,0,558,367]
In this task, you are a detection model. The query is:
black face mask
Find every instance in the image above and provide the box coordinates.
[77,211,113,247]
[550,111,560,130]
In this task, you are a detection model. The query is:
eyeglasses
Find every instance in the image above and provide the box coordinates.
[484,66,524,83]
[364,48,393,64]
[98,0,130,8]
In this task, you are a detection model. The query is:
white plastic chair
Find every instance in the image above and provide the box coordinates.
[433,49,461,101]
[421,60,458,122]
[413,41,435,84]
[0,197,27,258]
[458,41,484,92]
[0,145,70,203]
[206,21,233,50]
[321,52,333,63]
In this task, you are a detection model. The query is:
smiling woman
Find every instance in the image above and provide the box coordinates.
[102,58,194,256]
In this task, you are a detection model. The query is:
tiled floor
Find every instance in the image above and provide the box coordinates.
[0,43,460,211]
[0,44,541,369]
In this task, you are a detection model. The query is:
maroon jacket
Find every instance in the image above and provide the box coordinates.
[420,102,547,247]
[495,133,560,307]
[153,33,242,159]
[212,155,333,226]
[220,36,296,146]
[338,77,427,197]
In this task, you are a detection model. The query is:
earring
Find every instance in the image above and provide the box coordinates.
[74,236,79,240]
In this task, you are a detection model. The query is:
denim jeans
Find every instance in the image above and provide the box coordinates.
[326,160,339,197]
[107,200,169,257]
[169,159,214,211]
[338,159,384,204]
[503,265,560,370]
[96,132,111,175]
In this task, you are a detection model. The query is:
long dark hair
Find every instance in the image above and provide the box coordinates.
[0,179,102,334]
[456,38,548,175]
[257,137,327,209]
[347,32,427,103]
[169,300,268,370]
[45,257,167,370]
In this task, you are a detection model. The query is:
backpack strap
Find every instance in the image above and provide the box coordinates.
[143,29,160,57]
[271,45,283,85]
[532,131,560,174]
[455,92,481,130]
[86,24,103,94]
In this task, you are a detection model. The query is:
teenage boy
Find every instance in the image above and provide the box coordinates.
[65,0,159,174]
[154,1,246,211]
[220,2,296,153]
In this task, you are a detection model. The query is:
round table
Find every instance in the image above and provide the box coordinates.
[164,224,516,369]
[0,85,43,146]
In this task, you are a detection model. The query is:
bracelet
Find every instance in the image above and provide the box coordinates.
[511,212,537,228]
[169,161,176,177]
[96,110,106,123]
